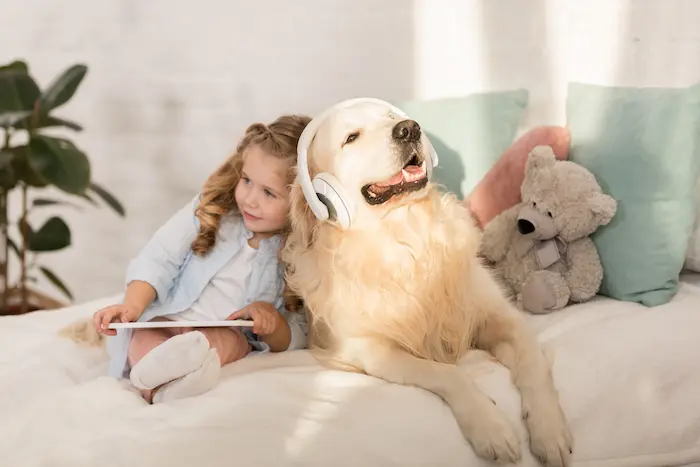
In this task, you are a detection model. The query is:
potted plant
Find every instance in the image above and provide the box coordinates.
[0,60,125,315]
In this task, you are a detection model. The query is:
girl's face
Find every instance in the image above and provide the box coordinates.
[234,144,291,238]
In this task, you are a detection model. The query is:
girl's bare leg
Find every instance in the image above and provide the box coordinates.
[199,327,252,365]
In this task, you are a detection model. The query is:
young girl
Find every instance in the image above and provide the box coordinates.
[93,114,311,404]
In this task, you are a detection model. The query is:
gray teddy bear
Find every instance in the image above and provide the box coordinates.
[480,145,617,314]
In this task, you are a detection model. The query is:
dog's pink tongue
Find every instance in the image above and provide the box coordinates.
[403,165,423,175]
[376,172,404,187]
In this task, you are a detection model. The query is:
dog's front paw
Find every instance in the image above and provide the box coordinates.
[453,397,521,464]
[523,395,573,467]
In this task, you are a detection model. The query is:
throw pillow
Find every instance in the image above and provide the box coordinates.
[396,89,529,199]
[566,81,700,306]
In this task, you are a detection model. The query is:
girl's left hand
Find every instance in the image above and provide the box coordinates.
[227,301,280,336]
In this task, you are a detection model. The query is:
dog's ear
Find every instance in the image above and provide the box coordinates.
[279,172,319,315]
[282,168,320,263]
[287,177,318,250]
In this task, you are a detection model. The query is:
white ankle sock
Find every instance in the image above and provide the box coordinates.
[152,349,221,403]
[130,331,210,390]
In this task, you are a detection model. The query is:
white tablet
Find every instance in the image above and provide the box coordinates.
[107,319,254,330]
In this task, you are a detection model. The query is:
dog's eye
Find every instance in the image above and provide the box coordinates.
[547,211,553,218]
[344,132,360,145]
[532,201,537,207]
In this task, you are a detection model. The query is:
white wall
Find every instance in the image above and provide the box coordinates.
[413,0,700,127]
[2,0,700,304]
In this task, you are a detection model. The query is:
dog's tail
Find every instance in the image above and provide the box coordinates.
[58,317,106,348]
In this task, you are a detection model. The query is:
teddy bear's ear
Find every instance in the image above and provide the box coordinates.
[525,145,557,173]
[588,192,617,226]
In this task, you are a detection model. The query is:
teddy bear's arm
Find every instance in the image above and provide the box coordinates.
[564,237,604,302]
[479,204,520,263]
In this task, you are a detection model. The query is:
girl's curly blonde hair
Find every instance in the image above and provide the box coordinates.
[191,114,311,257]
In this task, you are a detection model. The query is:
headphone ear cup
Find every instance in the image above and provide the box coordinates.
[311,173,353,229]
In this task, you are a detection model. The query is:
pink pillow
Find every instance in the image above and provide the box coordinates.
[464,126,570,229]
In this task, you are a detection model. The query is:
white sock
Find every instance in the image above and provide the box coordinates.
[130,331,210,390]
[152,349,221,403]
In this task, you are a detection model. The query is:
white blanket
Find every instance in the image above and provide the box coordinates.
[1,276,699,467]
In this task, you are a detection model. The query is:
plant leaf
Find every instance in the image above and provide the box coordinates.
[12,114,83,132]
[32,197,84,211]
[0,61,29,74]
[32,198,61,206]
[39,116,83,131]
[10,146,48,188]
[89,182,125,217]
[0,68,40,114]
[39,266,73,300]
[0,150,16,189]
[28,135,90,194]
[38,64,88,113]
[0,150,14,169]
[27,216,71,252]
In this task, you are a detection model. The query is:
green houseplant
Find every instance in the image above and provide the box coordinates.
[0,60,125,314]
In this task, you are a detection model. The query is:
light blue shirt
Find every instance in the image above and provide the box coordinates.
[106,194,308,379]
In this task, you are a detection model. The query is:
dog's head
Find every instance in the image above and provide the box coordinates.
[301,100,433,225]
[283,99,438,279]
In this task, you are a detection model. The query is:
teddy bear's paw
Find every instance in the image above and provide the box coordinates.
[521,271,570,314]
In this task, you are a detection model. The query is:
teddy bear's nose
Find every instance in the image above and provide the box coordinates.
[517,219,535,235]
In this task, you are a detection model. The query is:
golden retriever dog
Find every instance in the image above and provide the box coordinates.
[281,98,573,466]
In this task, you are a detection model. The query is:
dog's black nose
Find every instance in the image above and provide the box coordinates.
[392,119,421,142]
[517,219,535,235]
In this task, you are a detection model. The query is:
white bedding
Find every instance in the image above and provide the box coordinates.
[0,276,699,467]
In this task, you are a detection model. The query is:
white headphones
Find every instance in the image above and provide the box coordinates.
[296,97,439,229]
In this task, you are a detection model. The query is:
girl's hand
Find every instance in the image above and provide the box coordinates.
[227,301,280,336]
[93,303,143,336]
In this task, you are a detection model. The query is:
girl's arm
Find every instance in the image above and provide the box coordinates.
[125,195,200,304]
[263,281,308,351]
[231,299,308,352]
[122,280,158,316]
[257,305,307,352]
[260,308,292,352]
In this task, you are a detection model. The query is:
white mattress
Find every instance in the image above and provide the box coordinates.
[1,275,699,467]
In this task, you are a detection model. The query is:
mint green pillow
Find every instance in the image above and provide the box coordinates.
[396,90,529,198]
[567,81,700,306]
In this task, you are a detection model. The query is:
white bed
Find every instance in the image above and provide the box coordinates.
[0,276,699,467]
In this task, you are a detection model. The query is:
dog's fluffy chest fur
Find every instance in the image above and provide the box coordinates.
[287,189,485,365]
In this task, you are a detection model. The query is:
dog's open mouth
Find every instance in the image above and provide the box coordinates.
[361,153,429,205]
